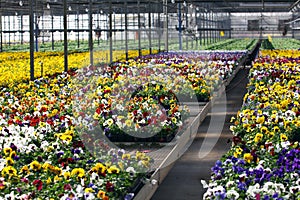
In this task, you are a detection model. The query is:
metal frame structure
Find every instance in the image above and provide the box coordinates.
[0,0,298,80]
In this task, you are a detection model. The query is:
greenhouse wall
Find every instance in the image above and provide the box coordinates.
[230,12,294,38]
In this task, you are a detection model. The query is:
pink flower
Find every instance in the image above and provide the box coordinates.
[21,178,29,184]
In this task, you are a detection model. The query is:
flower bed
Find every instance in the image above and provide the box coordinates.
[71,51,246,143]
[203,50,300,199]
[124,51,247,101]
[267,38,300,50]
[205,39,258,51]
[0,71,154,199]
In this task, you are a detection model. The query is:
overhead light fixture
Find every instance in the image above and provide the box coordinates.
[85,8,89,13]
[100,10,103,14]
[68,6,72,11]
[15,12,18,16]
[190,4,193,8]
[47,3,50,9]
[171,0,175,4]
[183,1,186,7]
[19,0,23,6]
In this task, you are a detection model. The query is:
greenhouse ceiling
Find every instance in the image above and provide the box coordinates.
[0,0,297,16]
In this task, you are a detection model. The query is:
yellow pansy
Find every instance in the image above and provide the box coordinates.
[60,134,73,143]
[91,163,106,174]
[273,126,280,132]
[234,147,243,158]
[256,116,265,124]
[280,99,289,109]
[85,188,94,193]
[122,153,131,160]
[30,161,41,171]
[54,175,62,183]
[71,168,85,178]
[63,171,71,180]
[20,165,30,174]
[254,133,263,143]
[125,119,132,127]
[107,165,120,174]
[3,148,12,156]
[1,166,17,178]
[46,177,52,184]
[243,153,253,164]
[6,157,14,166]
[280,134,288,142]
[106,118,114,126]
[260,126,269,134]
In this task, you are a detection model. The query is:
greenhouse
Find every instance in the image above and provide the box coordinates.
[0,0,299,199]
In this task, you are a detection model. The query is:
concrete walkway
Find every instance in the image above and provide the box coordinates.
[151,68,249,200]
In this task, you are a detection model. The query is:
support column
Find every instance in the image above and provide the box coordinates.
[109,0,113,63]
[51,13,54,50]
[8,16,10,46]
[77,9,80,48]
[88,0,93,66]
[0,3,2,52]
[228,13,231,39]
[163,0,168,51]
[35,15,38,52]
[148,2,152,54]
[138,0,141,56]
[63,0,68,72]
[199,10,202,47]
[29,0,35,80]
[125,0,129,60]
[209,11,212,44]
[185,5,188,50]
[178,2,182,50]
[158,6,161,52]
[20,14,23,45]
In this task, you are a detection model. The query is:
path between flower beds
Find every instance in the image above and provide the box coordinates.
[151,68,250,200]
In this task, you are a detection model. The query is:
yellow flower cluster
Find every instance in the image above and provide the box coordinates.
[0,49,156,86]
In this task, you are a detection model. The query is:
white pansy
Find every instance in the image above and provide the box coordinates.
[201,180,209,188]
[225,181,236,188]
[126,167,136,175]
[90,172,98,181]
[289,186,300,194]
[227,189,240,199]
[281,141,290,149]
[116,104,124,111]
[203,190,213,199]
[176,121,183,126]
[85,193,95,200]
[290,173,299,180]
[246,183,261,198]
[41,141,49,151]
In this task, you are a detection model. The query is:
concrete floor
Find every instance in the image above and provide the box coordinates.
[151,68,249,200]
